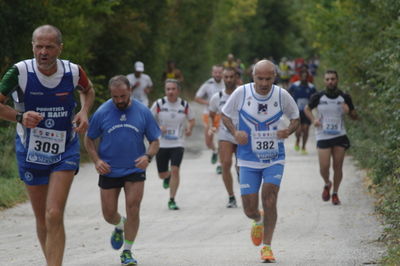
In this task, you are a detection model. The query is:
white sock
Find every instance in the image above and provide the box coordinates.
[115,216,125,230]
[123,239,134,251]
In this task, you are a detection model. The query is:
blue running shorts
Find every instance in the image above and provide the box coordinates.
[16,138,80,186]
[239,164,284,195]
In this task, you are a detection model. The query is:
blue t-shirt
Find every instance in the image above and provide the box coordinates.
[87,99,161,177]
[288,81,317,111]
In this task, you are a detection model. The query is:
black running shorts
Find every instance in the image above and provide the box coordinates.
[156,147,184,173]
[98,172,146,189]
[317,135,351,150]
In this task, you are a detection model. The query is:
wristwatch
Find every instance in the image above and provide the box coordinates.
[16,112,24,124]
[144,153,153,163]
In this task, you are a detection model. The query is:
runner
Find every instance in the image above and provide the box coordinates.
[222,59,299,263]
[84,75,160,265]
[0,25,94,266]
[288,68,317,154]
[304,69,358,205]
[194,65,225,174]
[209,67,239,208]
[150,79,195,210]
[126,61,153,107]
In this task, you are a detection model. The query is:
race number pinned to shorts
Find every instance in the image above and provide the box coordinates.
[322,115,341,135]
[26,128,66,165]
[251,130,278,160]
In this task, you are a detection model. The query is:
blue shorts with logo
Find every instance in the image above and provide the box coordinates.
[16,136,80,186]
[239,164,284,195]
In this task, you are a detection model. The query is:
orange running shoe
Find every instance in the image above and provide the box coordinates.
[251,210,264,246]
[332,193,341,205]
[260,245,276,263]
[322,182,332,201]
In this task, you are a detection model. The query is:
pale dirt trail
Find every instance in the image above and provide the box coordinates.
[0,102,384,265]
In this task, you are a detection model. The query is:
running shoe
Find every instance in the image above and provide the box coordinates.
[226,197,237,208]
[251,210,264,246]
[332,193,341,205]
[294,144,300,151]
[163,177,170,189]
[120,250,137,265]
[111,228,124,250]
[260,245,276,263]
[322,182,332,201]
[216,165,222,174]
[211,152,218,164]
[168,199,179,210]
[301,148,308,155]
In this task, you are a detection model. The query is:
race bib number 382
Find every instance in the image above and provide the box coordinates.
[26,128,66,165]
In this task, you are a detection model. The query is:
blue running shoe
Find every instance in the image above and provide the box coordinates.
[111,228,124,250]
[120,250,137,265]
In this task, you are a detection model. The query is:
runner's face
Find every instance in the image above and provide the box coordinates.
[212,66,224,83]
[165,82,179,102]
[223,70,237,91]
[324,73,338,90]
[32,32,62,73]
[253,67,275,95]
[110,84,131,110]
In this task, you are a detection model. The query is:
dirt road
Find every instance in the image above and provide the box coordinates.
[0,102,384,265]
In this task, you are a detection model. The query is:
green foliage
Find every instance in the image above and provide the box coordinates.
[299,0,400,263]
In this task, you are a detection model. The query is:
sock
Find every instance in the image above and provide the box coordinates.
[170,197,175,202]
[115,216,126,230]
[123,239,134,251]
[255,211,263,225]
[263,244,271,248]
[165,175,171,184]
[229,195,235,201]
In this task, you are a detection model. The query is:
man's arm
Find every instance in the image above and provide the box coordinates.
[135,139,160,170]
[73,72,95,133]
[277,118,299,139]
[185,118,195,136]
[84,135,111,175]
[222,113,248,145]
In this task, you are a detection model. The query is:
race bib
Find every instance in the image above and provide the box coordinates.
[163,127,180,140]
[297,98,308,111]
[26,128,66,165]
[251,130,278,160]
[322,116,341,135]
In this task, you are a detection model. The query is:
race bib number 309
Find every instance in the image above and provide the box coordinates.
[26,128,66,165]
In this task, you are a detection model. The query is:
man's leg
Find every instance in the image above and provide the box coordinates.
[301,124,310,150]
[294,126,301,150]
[261,183,280,245]
[45,170,75,266]
[317,148,332,184]
[100,187,122,226]
[219,141,235,197]
[169,165,180,199]
[26,184,49,260]
[123,181,145,243]
[331,146,346,193]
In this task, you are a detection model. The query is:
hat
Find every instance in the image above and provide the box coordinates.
[134,61,144,72]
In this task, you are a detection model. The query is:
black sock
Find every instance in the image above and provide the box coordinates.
[165,176,171,184]
[229,195,235,201]
[170,197,175,202]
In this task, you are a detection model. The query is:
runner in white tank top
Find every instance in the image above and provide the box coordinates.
[222,60,299,263]
[208,67,239,208]
[304,70,358,206]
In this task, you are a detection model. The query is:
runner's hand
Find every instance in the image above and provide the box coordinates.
[95,159,111,175]
[135,155,149,170]
[185,127,192,137]
[72,110,89,134]
[234,130,248,145]
[208,127,217,136]
[277,129,290,139]
[23,111,43,128]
